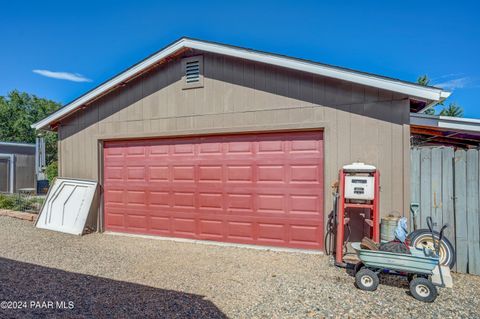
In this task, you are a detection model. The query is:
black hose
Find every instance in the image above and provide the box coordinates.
[343,222,351,257]
[324,213,334,255]
[324,192,338,256]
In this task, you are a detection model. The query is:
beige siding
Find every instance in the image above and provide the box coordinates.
[58,51,411,222]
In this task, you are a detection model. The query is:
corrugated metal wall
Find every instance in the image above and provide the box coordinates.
[411,147,480,275]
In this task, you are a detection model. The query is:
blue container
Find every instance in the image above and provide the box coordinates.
[36,179,49,195]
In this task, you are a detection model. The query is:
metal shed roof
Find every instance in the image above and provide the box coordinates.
[32,37,451,130]
[411,113,480,148]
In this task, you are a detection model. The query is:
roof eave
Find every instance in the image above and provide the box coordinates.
[32,37,450,130]
[416,91,452,114]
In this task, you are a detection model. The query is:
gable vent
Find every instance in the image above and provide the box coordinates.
[182,56,203,89]
[185,60,200,83]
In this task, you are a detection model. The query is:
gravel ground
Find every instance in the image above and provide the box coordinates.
[0,216,479,318]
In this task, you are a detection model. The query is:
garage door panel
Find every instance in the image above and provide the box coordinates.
[149,216,171,232]
[149,144,169,156]
[290,194,321,215]
[172,191,196,208]
[198,219,224,238]
[198,165,223,182]
[172,218,197,236]
[257,165,286,183]
[172,143,195,155]
[105,189,124,203]
[125,214,148,229]
[104,131,324,250]
[257,223,285,242]
[126,190,148,206]
[198,192,223,210]
[226,193,253,211]
[257,139,284,154]
[105,210,125,228]
[257,194,286,213]
[149,191,171,207]
[198,141,223,154]
[226,165,252,182]
[104,166,125,181]
[149,166,169,181]
[227,221,254,240]
[290,225,321,244]
[225,140,253,154]
[290,164,321,183]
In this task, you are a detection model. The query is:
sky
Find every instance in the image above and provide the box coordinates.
[1,1,479,116]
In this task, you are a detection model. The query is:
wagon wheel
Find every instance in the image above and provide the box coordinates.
[407,230,455,269]
[355,268,379,291]
[409,277,438,302]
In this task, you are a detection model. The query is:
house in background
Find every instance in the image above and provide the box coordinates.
[0,142,36,193]
[411,113,480,148]
[32,37,450,252]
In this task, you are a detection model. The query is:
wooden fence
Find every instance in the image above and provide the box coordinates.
[411,147,480,275]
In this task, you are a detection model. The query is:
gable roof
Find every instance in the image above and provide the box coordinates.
[32,37,450,130]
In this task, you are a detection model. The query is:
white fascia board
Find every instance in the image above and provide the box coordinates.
[32,38,448,130]
[410,113,480,133]
[32,40,186,130]
[188,40,446,101]
[437,122,480,132]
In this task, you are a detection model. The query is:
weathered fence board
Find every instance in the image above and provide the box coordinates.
[442,147,455,270]
[412,147,480,275]
[411,148,421,229]
[454,150,468,273]
[419,148,432,229]
[466,150,480,275]
[431,148,443,226]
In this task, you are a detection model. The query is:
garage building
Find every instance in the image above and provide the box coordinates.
[33,38,449,251]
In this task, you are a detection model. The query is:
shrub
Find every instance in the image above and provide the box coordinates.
[45,161,58,184]
[0,194,16,210]
[0,193,44,213]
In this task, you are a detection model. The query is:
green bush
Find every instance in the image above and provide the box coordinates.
[0,193,44,212]
[0,194,16,210]
[45,161,58,184]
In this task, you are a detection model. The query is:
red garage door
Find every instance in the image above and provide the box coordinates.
[103,131,324,250]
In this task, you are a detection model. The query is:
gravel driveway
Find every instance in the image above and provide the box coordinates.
[0,216,479,318]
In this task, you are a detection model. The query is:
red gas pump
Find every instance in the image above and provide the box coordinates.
[335,163,379,265]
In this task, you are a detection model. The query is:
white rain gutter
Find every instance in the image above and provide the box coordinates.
[32,38,450,130]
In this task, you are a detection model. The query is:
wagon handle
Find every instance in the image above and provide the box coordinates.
[438,224,448,254]
[426,216,434,233]
[426,217,439,254]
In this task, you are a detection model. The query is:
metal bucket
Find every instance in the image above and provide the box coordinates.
[381,215,400,242]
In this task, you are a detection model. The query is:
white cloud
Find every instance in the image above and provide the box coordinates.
[434,77,471,90]
[33,69,92,82]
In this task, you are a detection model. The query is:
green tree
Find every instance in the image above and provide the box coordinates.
[416,75,464,117]
[417,74,430,86]
[0,90,60,164]
[439,102,463,117]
